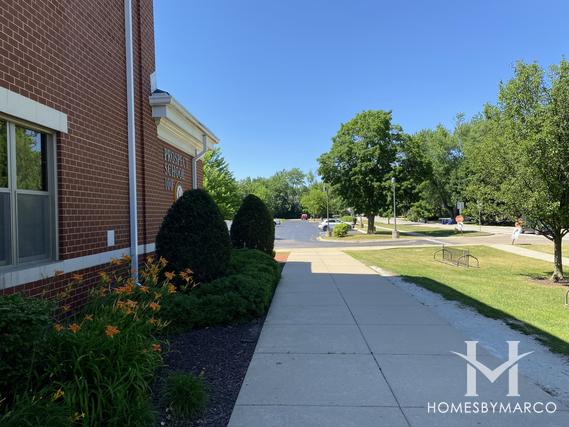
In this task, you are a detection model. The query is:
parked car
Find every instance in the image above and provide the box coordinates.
[318,218,352,232]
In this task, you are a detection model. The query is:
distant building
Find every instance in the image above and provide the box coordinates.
[0,0,218,305]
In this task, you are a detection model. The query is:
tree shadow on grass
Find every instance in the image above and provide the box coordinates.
[400,275,569,356]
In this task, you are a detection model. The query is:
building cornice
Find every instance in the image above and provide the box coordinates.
[149,91,218,156]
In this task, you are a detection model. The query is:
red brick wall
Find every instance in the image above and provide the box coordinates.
[0,263,127,314]
[0,0,196,261]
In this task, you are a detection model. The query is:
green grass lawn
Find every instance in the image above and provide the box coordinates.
[347,246,569,355]
[373,223,492,238]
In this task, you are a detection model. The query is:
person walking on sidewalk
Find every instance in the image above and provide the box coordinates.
[512,220,522,244]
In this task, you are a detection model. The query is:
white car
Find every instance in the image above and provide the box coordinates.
[318,218,351,232]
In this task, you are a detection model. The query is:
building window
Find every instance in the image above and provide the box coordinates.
[0,117,56,267]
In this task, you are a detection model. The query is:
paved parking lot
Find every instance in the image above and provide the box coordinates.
[274,220,436,249]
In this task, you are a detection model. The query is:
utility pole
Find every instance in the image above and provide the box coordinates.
[391,177,399,239]
[325,184,331,237]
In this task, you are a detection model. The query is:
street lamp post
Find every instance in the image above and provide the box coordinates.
[391,177,399,239]
[325,184,331,237]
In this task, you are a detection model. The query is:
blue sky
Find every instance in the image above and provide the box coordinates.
[154,0,569,179]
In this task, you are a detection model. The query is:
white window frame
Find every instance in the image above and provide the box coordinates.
[0,114,58,270]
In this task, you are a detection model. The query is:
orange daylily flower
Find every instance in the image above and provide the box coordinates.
[151,343,161,352]
[158,256,168,267]
[52,388,64,401]
[71,273,83,282]
[105,325,120,338]
[72,412,86,421]
[138,285,149,294]
[99,271,109,281]
[84,314,93,321]
[148,317,158,326]
[53,323,64,332]
[68,323,80,334]
[149,302,160,311]
[167,284,176,294]
[164,271,175,281]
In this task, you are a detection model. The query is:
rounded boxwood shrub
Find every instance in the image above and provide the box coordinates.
[230,194,275,255]
[156,189,231,282]
[333,223,350,237]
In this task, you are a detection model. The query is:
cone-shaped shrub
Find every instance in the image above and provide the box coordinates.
[230,194,275,255]
[156,189,231,282]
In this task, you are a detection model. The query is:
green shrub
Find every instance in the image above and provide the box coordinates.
[44,302,162,426]
[341,215,354,223]
[0,295,52,404]
[1,258,172,427]
[163,373,208,420]
[333,223,350,237]
[156,189,231,282]
[160,249,281,331]
[0,391,72,427]
[230,194,275,255]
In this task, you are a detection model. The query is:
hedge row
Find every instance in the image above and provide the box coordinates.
[161,249,281,332]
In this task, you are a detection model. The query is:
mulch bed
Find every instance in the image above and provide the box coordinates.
[153,316,265,427]
[153,257,287,426]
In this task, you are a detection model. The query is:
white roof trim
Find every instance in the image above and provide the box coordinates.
[149,92,219,156]
[0,86,68,133]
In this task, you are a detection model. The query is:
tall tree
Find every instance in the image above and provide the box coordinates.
[203,148,241,219]
[238,177,271,207]
[412,120,465,218]
[266,168,306,218]
[318,110,402,233]
[475,61,569,280]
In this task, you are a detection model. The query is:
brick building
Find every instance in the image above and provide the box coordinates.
[0,0,218,305]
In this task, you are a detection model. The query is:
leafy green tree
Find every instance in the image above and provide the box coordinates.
[266,168,306,218]
[473,61,569,280]
[461,115,512,224]
[300,186,327,218]
[411,121,465,218]
[238,177,271,207]
[318,110,402,233]
[238,169,308,218]
[203,148,241,219]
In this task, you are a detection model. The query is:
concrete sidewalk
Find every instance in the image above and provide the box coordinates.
[491,243,569,266]
[229,250,569,427]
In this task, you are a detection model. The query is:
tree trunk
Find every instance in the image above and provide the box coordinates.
[367,214,375,234]
[551,233,564,282]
